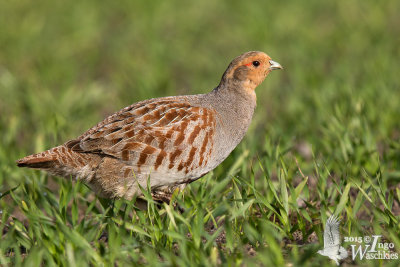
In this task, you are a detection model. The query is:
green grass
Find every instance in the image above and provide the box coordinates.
[1,0,400,266]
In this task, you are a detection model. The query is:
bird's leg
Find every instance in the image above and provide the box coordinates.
[151,184,186,212]
[151,191,173,204]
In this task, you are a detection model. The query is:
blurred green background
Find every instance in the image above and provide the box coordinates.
[1,0,399,266]
[1,0,399,155]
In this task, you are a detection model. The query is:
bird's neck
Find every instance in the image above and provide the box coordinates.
[206,82,257,154]
[216,79,257,102]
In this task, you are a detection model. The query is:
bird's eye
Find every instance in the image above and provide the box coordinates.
[252,61,260,67]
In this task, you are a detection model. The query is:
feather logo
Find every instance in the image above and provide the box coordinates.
[317,215,348,265]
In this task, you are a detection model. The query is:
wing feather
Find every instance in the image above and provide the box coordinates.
[65,98,216,173]
[323,215,341,249]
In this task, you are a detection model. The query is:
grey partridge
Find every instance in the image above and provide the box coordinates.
[17,51,282,200]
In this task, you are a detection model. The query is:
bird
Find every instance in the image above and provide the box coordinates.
[16,51,282,201]
[317,215,348,265]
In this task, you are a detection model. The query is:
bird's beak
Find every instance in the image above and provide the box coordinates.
[269,60,283,70]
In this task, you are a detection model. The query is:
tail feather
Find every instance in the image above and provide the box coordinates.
[17,145,103,180]
[17,146,78,178]
[16,157,55,169]
[16,150,57,169]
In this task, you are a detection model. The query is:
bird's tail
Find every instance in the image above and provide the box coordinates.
[16,145,94,179]
[16,147,61,169]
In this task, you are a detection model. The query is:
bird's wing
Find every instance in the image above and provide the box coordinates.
[338,246,348,259]
[66,97,217,172]
[323,215,341,249]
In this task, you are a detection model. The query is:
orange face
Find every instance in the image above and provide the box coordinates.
[222,51,282,90]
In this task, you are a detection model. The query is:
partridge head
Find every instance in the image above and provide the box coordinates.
[17,51,282,200]
[220,51,282,89]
